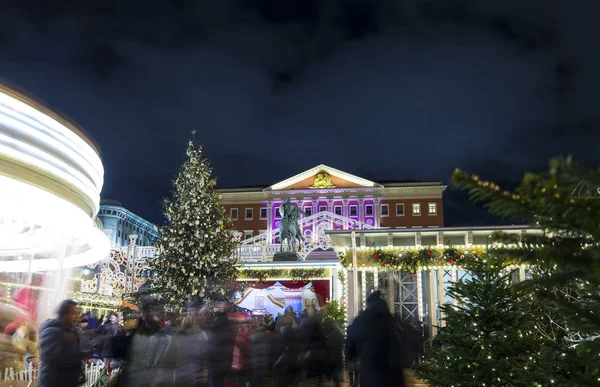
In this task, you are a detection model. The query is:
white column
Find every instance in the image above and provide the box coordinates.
[332,267,339,300]
[127,235,138,293]
[311,200,318,236]
[266,200,273,243]
[417,270,424,322]
[351,230,359,320]
[342,198,350,229]
[427,270,437,337]
[327,199,333,213]
[358,198,364,228]
[451,268,458,306]
[415,232,422,247]
[361,270,367,310]
[437,269,446,327]
[375,197,381,228]
[437,231,444,247]
[387,271,395,313]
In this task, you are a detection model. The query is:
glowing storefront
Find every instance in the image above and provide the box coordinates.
[0,84,111,318]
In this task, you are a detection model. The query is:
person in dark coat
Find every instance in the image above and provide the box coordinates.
[37,299,86,387]
[346,290,403,387]
[345,324,359,387]
[326,323,345,387]
[272,326,301,387]
[206,302,236,387]
[76,318,95,351]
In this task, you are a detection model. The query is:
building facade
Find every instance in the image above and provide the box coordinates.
[220,164,446,242]
[97,200,160,247]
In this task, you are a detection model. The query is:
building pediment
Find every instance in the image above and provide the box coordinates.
[265,164,380,191]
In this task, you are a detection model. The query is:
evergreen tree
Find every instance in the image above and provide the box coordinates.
[452,157,600,384]
[416,253,550,387]
[148,141,240,307]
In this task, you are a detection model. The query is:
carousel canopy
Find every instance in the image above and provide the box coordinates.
[0,84,110,272]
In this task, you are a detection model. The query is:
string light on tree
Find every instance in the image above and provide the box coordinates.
[147,138,240,307]
[415,252,552,386]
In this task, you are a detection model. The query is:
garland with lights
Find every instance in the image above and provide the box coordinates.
[72,292,122,309]
[338,246,521,272]
[239,268,327,282]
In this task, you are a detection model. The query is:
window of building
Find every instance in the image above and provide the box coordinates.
[380,204,389,216]
[245,208,253,220]
[412,203,421,216]
[334,206,342,216]
[118,230,121,238]
[365,205,373,216]
[319,206,327,213]
[274,207,281,218]
[428,203,437,215]
[349,205,358,217]
[260,207,268,219]
[304,207,312,216]
[396,203,405,216]
[244,230,253,240]
[230,208,238,220]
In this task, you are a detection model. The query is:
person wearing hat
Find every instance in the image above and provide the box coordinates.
[346,290,403,387]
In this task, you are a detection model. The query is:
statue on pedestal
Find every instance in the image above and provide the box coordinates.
[278,197,309,254]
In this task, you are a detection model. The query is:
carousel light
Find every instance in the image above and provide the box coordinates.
[0,85,110,272]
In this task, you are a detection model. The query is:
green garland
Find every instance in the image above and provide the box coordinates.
[338,246,519,273]
[239,268,327,282]
[72,291,122,308]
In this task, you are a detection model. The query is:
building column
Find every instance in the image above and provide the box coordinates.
[437,269,446,327]
[266,200,273,243]
[343,198,350,229]
[437,231,444,247]
[387,271,395,312]
[327,199,334,213]
[311,200,318,236]
[350,231,359,322]
[127,235,138,293]
[375,197,381,228]
[426,270,437,337]
[466,231,473,246]
[358,198,364,228]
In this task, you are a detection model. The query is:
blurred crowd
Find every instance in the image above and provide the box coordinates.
[2,290,425,387]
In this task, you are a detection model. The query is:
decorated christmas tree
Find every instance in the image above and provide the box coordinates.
[452,157,600,383]
[148,140,240,306]
[416,253,551,387]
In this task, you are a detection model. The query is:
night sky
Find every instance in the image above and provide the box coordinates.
[1,1,598,226]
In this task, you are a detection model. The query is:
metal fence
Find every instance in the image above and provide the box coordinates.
[2,363,107,387]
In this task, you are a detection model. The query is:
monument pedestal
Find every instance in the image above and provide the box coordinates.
[273,251,300,261]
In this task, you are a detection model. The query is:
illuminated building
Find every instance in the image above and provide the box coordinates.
[97,200,159,247]
[219,164,445,261]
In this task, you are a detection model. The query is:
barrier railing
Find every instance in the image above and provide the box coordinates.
[2,363,109,387]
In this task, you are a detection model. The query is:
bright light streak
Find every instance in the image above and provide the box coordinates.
[0,86,110,272]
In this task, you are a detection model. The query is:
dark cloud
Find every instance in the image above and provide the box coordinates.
[0,0,598,225]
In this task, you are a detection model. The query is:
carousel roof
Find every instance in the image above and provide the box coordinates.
[0,84,110,271]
